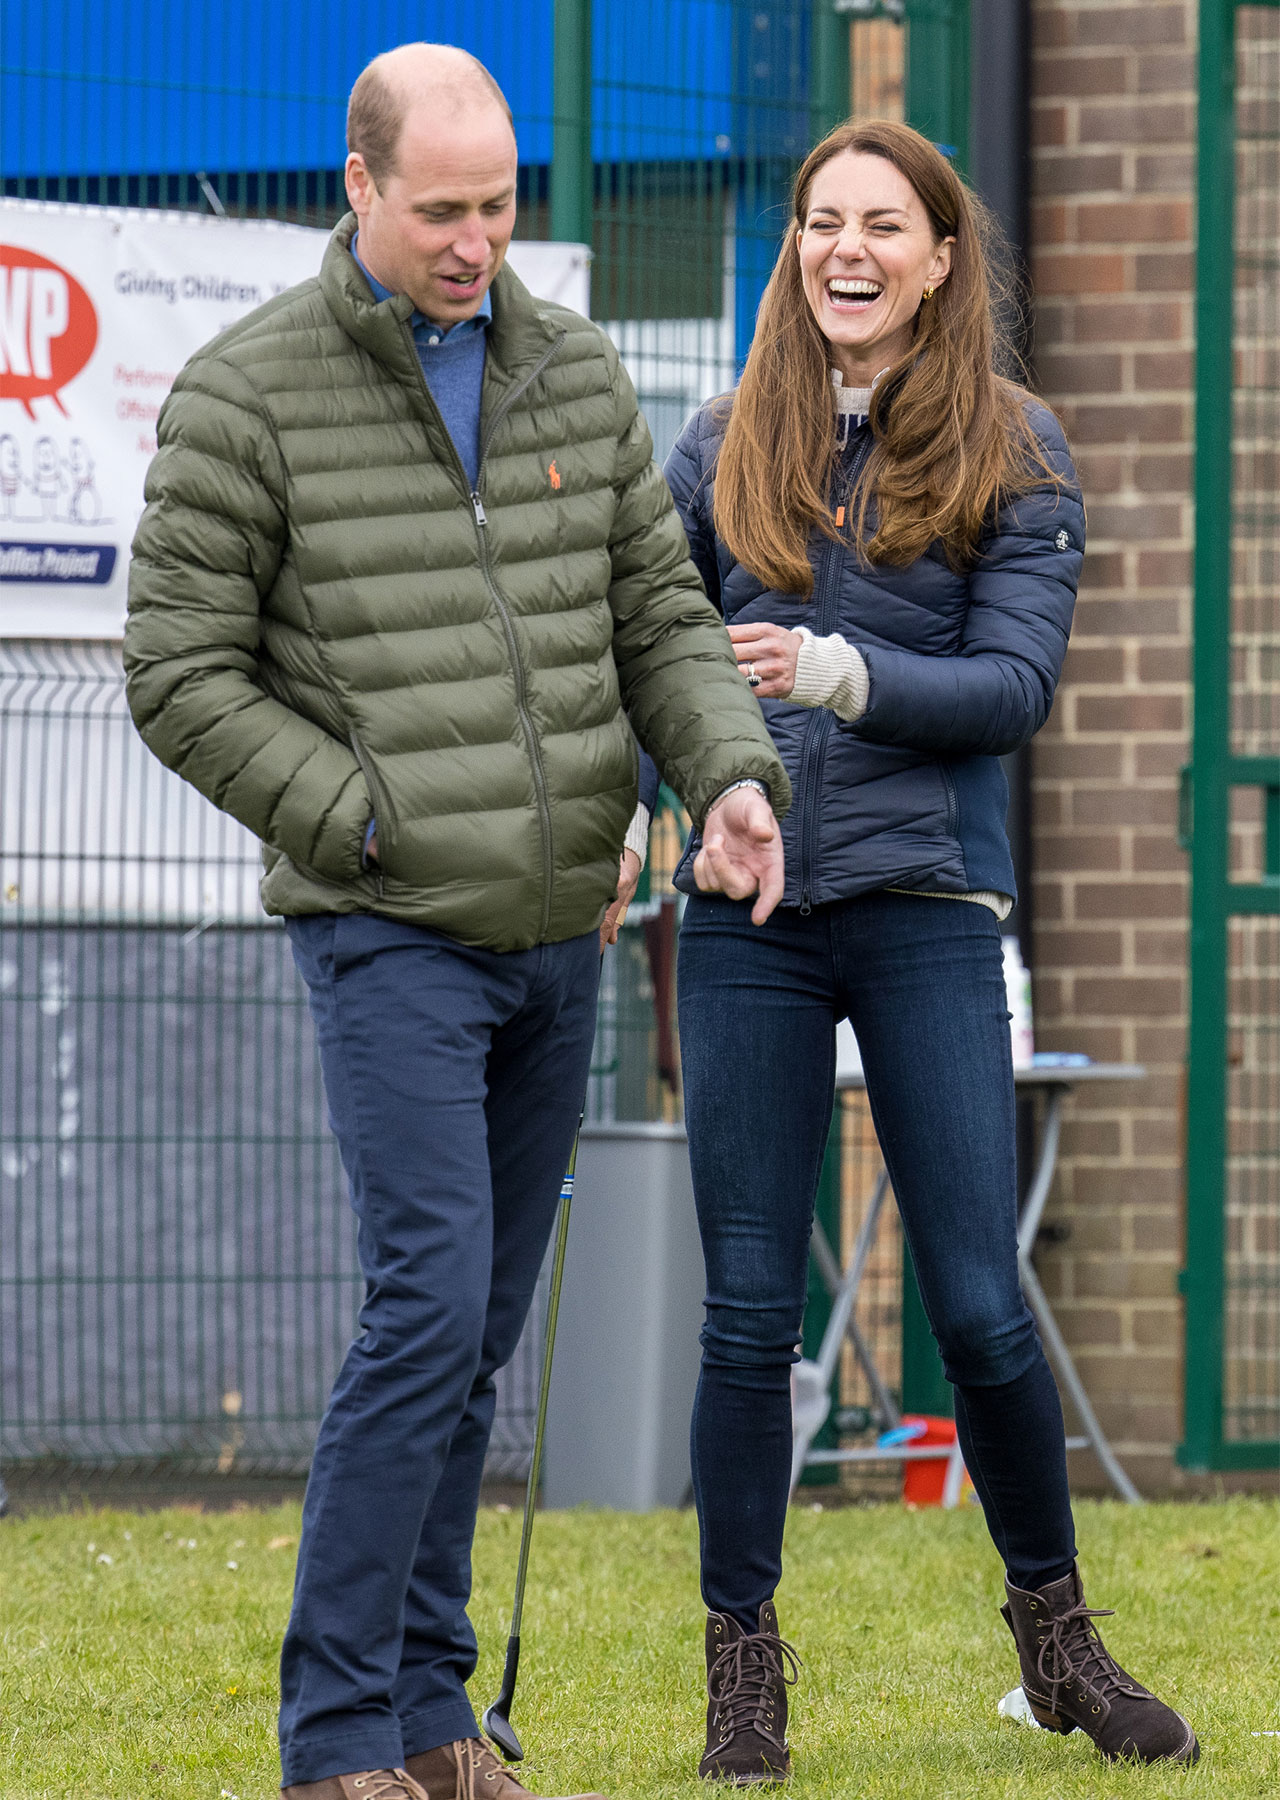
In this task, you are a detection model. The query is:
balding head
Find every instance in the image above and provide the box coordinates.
[343,42,519,325]
[347,43,513,190]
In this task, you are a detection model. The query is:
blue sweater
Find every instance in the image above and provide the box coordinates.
[352,239,489,486]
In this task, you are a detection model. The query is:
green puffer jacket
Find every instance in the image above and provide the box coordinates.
[125,215,788,951]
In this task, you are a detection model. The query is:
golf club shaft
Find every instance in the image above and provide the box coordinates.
[505,1122,580,1643]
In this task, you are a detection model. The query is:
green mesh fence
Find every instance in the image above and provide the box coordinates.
[1222,6,1279,1450]
[1183,0,1280,1472]
[0,1,842,1485]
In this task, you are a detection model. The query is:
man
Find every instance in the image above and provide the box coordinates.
[124,42,788,1800]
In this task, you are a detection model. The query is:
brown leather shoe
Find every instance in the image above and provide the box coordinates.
[1002,1565,1199,1764]
[281,1771,429,1800]
[699,1604,800,1784]
[405,1736,604,1800]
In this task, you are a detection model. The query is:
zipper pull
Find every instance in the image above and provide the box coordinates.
[471,490,487,526]
[799,892,812,917]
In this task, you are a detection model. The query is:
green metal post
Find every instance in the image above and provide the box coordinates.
[810,1,852,140]
[551,0,593,249]
[797,15,853,1483]
[894,0,972,1419]
[905,0,971,169]
[900,1248,952,1417]
[1179,0,1237,1472]
[799,1106,844,1483]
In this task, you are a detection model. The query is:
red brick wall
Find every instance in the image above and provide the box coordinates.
[1028,0,1203,1492]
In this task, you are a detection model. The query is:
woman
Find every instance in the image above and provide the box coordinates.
[664,120,1197,1781]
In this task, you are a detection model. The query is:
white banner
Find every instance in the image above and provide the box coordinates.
[0,199,590,640]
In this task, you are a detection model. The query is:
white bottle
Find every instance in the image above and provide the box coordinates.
[1002,936,1035,1069]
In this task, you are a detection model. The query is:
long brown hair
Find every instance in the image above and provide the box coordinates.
[713,119,1059,595]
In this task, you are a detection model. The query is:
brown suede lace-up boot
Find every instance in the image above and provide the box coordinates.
[281,1770,429,1800]
[700,1603,801,1784]
[1002,1565,1198,1764]
[405,1736,604,1800]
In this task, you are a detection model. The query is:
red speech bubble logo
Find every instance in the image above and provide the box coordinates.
[1,246,98,420]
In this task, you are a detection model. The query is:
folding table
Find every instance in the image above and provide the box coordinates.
[791,1062,1146,1505]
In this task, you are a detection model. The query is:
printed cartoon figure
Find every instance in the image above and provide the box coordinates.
[67,438,102,523]
[0,435,20,520]
[30,437,66,520]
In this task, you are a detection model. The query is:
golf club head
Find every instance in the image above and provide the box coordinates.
[482,1701,524,1764]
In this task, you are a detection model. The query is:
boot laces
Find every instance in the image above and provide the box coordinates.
[1036,1599,1124,1714]
[354,1775,427,1800]
[709,1630,801,1739]
[461,1738,530,1798]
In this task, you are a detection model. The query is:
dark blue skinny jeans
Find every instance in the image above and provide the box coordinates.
[278,913,600,1787]
[677,890,1077,1629]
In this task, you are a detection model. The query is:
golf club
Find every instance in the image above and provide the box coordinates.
[482,1123,582,1762]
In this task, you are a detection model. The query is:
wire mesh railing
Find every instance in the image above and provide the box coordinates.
[1185,0,1279,1471]
[1222,5,1279,1450]
[0,641,572,1480]
[0,1,837,1485]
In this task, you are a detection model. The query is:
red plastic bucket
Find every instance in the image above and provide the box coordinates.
[896,1414,959,1506]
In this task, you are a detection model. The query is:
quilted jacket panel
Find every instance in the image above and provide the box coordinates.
[125,216,788,950]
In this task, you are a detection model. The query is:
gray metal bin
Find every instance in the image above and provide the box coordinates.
[543,1122,704,1510]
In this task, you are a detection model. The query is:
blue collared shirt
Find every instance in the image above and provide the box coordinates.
[351,233,491,347]
[350,233,490,489]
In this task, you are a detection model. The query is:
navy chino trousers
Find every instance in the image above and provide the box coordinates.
[278,912,600,1787]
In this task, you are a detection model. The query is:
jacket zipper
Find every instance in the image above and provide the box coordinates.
[940,762,959,836]
[797,430,873,915]
[400,321,567,942]
[470,332,567,941]
[796,558,837,915]
[477,332,567,466]
[469,489,557,939]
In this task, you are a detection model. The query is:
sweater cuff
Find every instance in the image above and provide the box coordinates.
[623,802,651,870]
[788,626,870,723]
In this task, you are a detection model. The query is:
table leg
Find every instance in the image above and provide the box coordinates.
[791,1171,891,1492]
[1020,1254,1143,1505]
[1015,1093,1142,1503]
[813,1168,889,1392]
[810,1211,901,1431]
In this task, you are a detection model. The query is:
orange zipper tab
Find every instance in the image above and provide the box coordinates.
[835,505,845,528]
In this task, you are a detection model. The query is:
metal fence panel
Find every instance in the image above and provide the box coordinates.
[0,643,545,1477]
[1183,0,1279,1471]
[0,1,838,1481]
[1223,5,1279,1451]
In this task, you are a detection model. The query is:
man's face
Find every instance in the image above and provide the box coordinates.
[345,103,518,323]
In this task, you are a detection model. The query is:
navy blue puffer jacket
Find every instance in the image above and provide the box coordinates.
[664,398,1084,910]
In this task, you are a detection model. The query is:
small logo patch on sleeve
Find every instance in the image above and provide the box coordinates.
[1055,528,1070,551]
[549,460,562,490]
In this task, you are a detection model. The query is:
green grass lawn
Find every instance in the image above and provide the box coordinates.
[0,1497,1276,1799]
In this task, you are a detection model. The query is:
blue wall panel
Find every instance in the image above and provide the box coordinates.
[0,0,798,179]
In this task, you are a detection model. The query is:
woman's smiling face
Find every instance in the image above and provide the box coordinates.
[797,150,954,384]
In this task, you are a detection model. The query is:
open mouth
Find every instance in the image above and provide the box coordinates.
[441,271,486,297]
[826,277,883,311]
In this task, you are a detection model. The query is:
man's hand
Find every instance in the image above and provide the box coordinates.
[694,786,783,925]
[726,621,801,699]
[600,847,642,951]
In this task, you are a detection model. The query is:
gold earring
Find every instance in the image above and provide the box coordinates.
[922,284,936,300]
